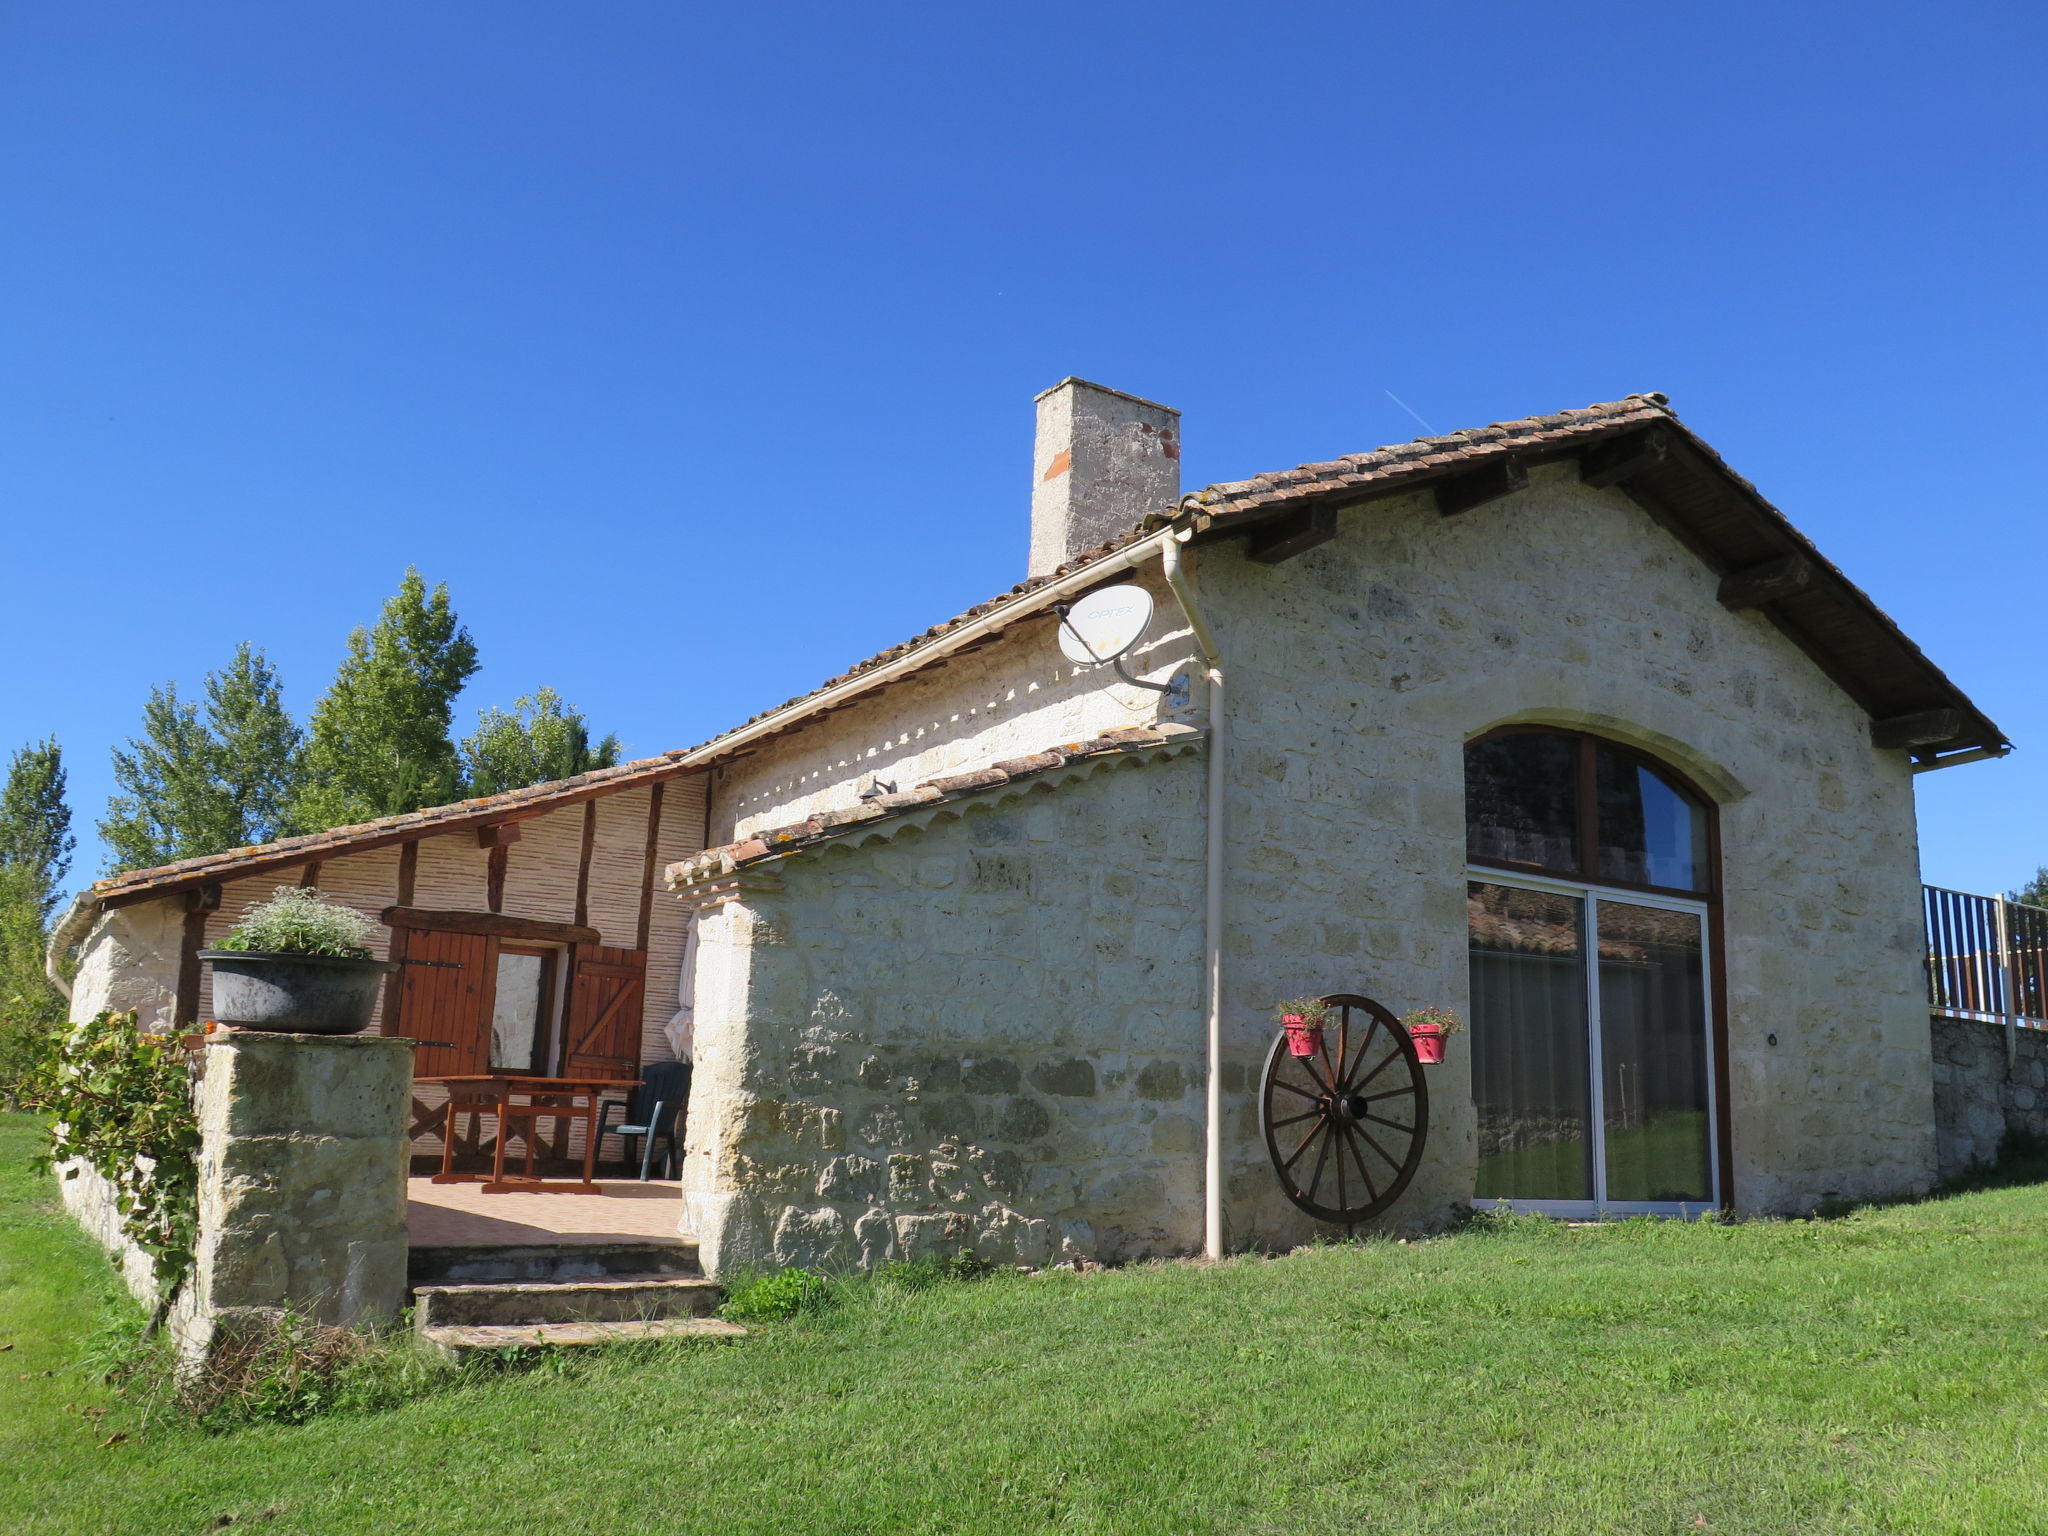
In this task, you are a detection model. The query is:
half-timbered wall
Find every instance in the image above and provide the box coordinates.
[78,772,708,1163]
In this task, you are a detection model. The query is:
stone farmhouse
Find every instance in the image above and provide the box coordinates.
[54,381,2009,1278]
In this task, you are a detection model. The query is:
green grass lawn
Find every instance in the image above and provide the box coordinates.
[6,1109,2048,1536]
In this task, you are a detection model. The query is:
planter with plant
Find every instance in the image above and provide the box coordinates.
[1400,1006,1463,1064]
[198,887,398,1035]
[1274,996,1333,1057]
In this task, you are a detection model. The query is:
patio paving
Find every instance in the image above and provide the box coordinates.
[406,1176,685,1248]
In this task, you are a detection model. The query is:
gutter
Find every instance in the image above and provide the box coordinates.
[1160,533,1227,1261]
[1911,746,2011,775]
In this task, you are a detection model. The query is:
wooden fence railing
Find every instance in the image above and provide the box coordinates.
[1924,885,2048,1029]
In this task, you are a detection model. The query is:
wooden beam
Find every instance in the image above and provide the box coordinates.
[1434,456,1527,517]
[1246,505,1340,565]
[299,861,323,889]
[1717,554,1814,610]
[382,907,601,946]
[174,884,218,1026]
[380,845,418,1037]
[1872,708,1964,750]
[573,800,597,929]
[486,844,510,914]
[1577,427,1669,489]
[476,822,522,849]
[636,782,666,951]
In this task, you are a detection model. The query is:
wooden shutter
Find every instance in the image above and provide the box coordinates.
[400,928,497,1077]
[563,945,647,1079]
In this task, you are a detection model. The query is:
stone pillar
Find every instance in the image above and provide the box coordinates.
[173,1031,412,1365]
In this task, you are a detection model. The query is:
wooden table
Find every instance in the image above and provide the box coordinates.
[415,1074,640,1193]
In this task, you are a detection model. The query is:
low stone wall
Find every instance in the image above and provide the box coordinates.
[1931,1013,2048,1180]
[56,1157,162,1307]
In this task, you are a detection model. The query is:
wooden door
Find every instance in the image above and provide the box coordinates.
[400,928,497,1077]
[563,946,647,1079]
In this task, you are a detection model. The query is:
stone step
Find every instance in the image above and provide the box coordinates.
[414,1275,725,1329]
[408,1237,701,1289]
[420,1317,746,1364]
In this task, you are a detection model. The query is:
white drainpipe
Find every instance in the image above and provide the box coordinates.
[1160,532,1227,1260]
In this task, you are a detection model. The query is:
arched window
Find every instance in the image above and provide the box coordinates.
[1463,728,1721,1215]
[1465,728,1711,895]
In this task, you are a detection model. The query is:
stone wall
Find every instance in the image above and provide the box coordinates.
[683,748,1208,1273]
[1205,464,1935,1223]
[713,567,1197,844]
[55,1158,163,1306]
[1931,1014,2048,1180]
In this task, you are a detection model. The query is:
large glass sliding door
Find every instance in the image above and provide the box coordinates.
[1470,876,1716,1214]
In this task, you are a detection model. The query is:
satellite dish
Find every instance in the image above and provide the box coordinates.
[1057,585,1155,665]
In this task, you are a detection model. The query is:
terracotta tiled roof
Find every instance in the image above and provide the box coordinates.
[1181,395,1670,526]
[667,724,1198,890]
[89,752,698,904]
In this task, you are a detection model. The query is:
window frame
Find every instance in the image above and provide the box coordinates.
[487,942,561,1077]
[1465,724,1721,903]
[1464,724,1733,1211]
[1466,867,1721,1218]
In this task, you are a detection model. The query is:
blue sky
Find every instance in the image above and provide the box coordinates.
[2,2,2041,896]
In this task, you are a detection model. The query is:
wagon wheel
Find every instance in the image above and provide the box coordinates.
[1259,993,1428,1226]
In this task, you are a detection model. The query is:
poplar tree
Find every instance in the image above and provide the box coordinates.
[101,684,227,871]
[0,738,74,924]
[461,688,623,796]
[0,739,73,1101]
[205,644,303,845]
[292,569,480,831]
[100,646,302,871]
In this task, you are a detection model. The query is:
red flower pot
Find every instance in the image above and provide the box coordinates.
[1409,1025,1445,1064]
[1283,1016,1324,1057]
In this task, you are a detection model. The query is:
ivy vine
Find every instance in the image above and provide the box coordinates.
[35,1012,200,1318]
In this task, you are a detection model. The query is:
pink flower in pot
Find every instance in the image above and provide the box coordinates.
[1274,997,1332,1057]
[1401,1006,1463,1065]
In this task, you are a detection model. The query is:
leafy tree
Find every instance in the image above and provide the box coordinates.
[101,684,224,872]
[100,646,302,871]
[0,739,73,1103]
[461,688,623,795]
[2012,869,2048,909]
[292,569,480,831]
[0,738,73,925]
[205,644,303,847]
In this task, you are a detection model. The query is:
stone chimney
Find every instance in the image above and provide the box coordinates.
[1029,378,1180,578]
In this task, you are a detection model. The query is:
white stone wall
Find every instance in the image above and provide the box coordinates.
[1204,464,1934,1224]
[69,899,183,1029]
[683,752,1207,1274]
[684,459,1940,1259]
[715,568,1194,842]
